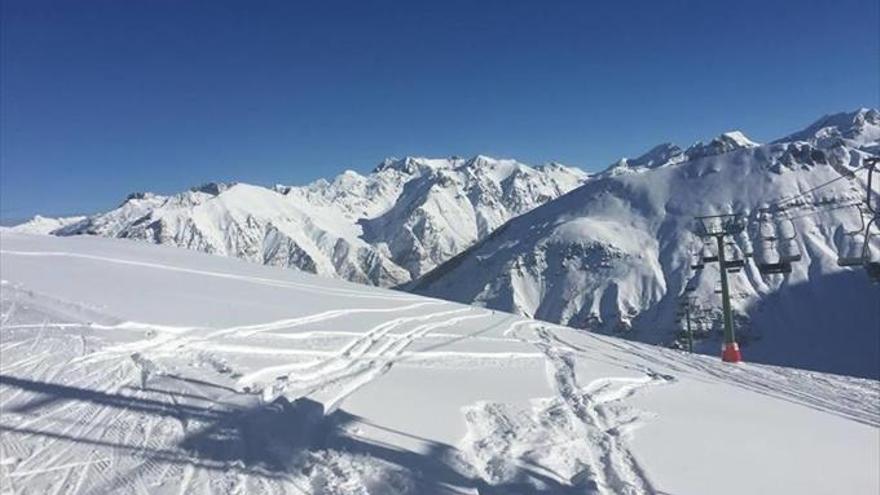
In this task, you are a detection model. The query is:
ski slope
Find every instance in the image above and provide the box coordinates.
[414,109,880,379]
[1,232,877,494]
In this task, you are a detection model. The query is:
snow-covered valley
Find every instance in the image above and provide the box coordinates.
[0,233,878,494]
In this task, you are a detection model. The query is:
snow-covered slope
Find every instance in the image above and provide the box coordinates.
[2,214,87,235]
[776,107,880,151]
[357,156,587,278]
[1,232,877,494]
[414,109,880,379]
[13,157,586,286]
[51,183,411,286]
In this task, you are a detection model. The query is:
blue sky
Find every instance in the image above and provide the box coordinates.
[2,0,878,221]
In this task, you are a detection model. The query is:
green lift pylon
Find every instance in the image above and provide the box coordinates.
[695,213,746,363]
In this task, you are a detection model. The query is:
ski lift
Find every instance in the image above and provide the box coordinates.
[864,157,880,282]
[775,215,802,263]
[867,156,880,216]
[755,244,793,274]
[753,209,793,275]
[835,158,880,282]
[690,246,705,270]
[735,229,754,257]
[723,241,746,271]
[837,207,867,267]
[863,216,880,282]
[700,239,719,263]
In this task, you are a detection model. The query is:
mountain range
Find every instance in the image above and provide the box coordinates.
[10,108,879,377]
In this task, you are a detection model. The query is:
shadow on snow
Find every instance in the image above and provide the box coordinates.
[0,373,586,494]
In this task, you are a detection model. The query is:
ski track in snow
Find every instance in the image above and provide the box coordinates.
[457,320,676,495]
[0,250,423,301]
[590,335,880,428]
[252,308,493,412]
[533,325,673,494]
[67,302,449,366]
[0,278,502,494]
[2,240,877,495]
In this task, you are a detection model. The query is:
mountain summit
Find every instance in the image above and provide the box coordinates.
[23,155,585,286]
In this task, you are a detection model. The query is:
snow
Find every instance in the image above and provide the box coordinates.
[13,156,586,287]
[776,108,880,149]
[719,130,759,148]
[3,215,86,235]
[1,232,877,494]
[415,109,880,379]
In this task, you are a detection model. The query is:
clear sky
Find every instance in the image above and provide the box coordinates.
[2,0,878,221]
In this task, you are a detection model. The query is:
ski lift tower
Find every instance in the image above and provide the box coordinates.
[835,156,880,282]
[694,212,746,363]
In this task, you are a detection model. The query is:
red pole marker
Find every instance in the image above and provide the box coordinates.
[721,342,742,363]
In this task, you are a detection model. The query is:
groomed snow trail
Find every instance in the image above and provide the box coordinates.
[2,233,877,495]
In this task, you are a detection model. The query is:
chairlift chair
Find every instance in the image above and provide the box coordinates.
[689,246,705,270]
[754,237,792,274]
[778,239,802,263]
[861,157,880,281]
[864,216,880,283]
[752,208,796,274]
[835,204,880,282]
[723,241,746,270]
[701,240,718,263]
[866,157,879,218]
[775,216,803,263]
[757,259,792,275]
[837,207,867,267]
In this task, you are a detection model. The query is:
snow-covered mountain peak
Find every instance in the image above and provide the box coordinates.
[776,108,880,149]
[685,130,759,161]
[719,130,760,148]
[603,143,685,176]
[358,154,588,279]
[372,156,462,175]
[535,161,579,172]
[123,191,161,202]
[330,169,368,187]
[463,154,512,168]
[22,153,585,287]
[606,131,761,177]
[190,181,237,196]
[4,214,87,235]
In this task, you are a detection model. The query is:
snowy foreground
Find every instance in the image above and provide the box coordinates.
[0,233,877,495]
